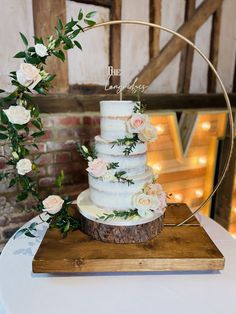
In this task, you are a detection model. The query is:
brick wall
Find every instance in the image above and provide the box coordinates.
[0,112,100,251]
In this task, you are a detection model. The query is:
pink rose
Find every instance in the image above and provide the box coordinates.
[126,114,148,133]
[42,195,64,215]
[138,124,157,142]
[143,183,163,196]
[86,158,108,177]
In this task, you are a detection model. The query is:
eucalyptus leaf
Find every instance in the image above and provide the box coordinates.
[74,41,82,50]
[31,130,45,138]
[0,133,8,140]
[78,9,83,20]
[14,51,26,58]
[24,230,36,238]
[84,19,96,26]
[20,32,28,46]
[9,178,17,188]
[57,17,63,30]
[0,125,7,131]
[86,11,96,18]
[13,228,28,239]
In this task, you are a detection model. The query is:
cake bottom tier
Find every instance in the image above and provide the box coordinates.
[88,167,153,211]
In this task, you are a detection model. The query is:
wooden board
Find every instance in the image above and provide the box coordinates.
[32,203,224,273]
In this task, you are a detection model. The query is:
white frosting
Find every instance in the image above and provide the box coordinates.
[89,167,153,211]
[95,135,147,175]
[100,100,136,117]
[100,101,138,140]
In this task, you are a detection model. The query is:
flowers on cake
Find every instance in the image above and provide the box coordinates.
[42,195,64,215]
[132,182,167,217]
[86,158,108,177]
[126,113,148,133]
[138,124,157,142]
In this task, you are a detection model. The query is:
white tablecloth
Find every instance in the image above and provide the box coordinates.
[0,214,236,314]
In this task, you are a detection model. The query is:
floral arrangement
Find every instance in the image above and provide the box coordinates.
[112,102,157,155]
[0,10,96,237]
[98,177,167,221]
[78,144,134,185]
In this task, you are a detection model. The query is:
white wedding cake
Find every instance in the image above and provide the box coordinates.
[77,100,166,225]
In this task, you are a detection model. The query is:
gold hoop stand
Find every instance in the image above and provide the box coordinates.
[84,20,234,227]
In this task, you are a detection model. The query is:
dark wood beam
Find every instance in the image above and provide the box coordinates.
[25,93,236,113]
[211,117,236,229]
[32,0,69,93]
[149,0,161,59]
[109,0,121,85]
[127,0,223,89]
[70,0,112,7]
[177,0,196,93]
[207,6,222,92]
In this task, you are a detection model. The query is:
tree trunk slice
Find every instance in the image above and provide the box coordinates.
[79,213,164,244]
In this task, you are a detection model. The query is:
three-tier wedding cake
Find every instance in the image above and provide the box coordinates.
[77,100,167,243]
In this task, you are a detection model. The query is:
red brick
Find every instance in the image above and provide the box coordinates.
[54,116,82,126]
[0,157,6,169]
[83,116,100,126]
[30,143,47,154]
[71,151,82,161]
[41,115,54,128]
[34,153,54,166]
[40,129,53,141]
[56,128,74,139]
[47,140,76,152]
[39,177,55,187]
[55,152,71,163]
[47,162,83,176]
[10,212,35,224]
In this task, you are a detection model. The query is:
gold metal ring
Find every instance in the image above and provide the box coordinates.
[84,20,234,227]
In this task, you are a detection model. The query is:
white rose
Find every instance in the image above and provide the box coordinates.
[138,124,157,142]
[16,63,42,90]
[16,158,32,175]
[42,195,64,215]
[3,105,31,125]
[132,192,161,211]
[102,169,116,181]
[35,44,48,57]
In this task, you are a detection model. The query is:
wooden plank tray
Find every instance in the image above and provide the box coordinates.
[32,203,224,273]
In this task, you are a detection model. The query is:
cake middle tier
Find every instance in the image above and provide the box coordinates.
[89,167,153,211]
[95,135,147,175]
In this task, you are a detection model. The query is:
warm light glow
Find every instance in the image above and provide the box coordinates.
[233,207,236,214]
[198,156,207,165]
[201,121,211,131]
[155,125,165,135]
[195,189,204,198]
[174,193,183,202]
[231,234,236,240]
[152,163,162,172]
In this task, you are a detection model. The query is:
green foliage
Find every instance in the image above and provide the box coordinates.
[98,209,139,221]
[112,133,142,155]
[133,101,146,114]
[114,171,134,186]
[0,9,97,239]
[77,143,97,161]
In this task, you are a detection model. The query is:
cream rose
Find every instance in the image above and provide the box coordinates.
[138,124,157,142]
[16,63,42,90]
[35,44,48,57]
[102,169,116,181]
[42,195,64,215]
[126,114,148,133]
[16,158,32,175]
[3,105,31,125]
[132,192,161,211]
[86,158,108,177]
[143,183,163,196]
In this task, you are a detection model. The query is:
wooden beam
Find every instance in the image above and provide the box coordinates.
[207,6,222,92]
[32,0,69,93]
[149,0,161,59]
[71,0,112,7]
[109,0,121,85]
[177,0,196,93]
[128,0,223,88]
[26,93,236,113]
[211,118,236,229]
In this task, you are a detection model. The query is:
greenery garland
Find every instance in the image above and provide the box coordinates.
[0,10,96,237]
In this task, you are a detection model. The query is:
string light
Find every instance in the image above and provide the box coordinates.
[201,121,211,131]
[155,125,165,135]
[195,189,204,198]
[174,193,183,202]
[152,163,162,172]
[233,207,236,214]
[198,156,207,165]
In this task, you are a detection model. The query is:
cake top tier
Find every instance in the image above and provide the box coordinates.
[100,100,137,117]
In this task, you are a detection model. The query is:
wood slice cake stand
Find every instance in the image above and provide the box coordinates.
[77,190,165,244]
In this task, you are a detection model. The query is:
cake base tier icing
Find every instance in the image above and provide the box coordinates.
[77,189,164,226]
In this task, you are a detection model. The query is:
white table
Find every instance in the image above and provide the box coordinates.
[0,214,236,314]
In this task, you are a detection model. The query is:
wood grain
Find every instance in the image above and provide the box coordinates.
[32,204,224,273]
[149,0,161,59]
[208,6,222,92]
[127,0,223,88]
[32,0,69,93]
